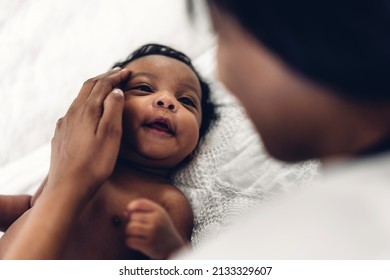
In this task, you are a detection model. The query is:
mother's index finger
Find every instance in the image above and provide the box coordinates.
[87,68,130,107]
[68,67,123,112]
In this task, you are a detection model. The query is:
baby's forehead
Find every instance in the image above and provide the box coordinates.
[124,55,202,93]
[125,55,193,72]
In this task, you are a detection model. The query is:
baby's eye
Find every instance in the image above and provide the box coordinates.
[178,96,196,108]
[131,84,153,93]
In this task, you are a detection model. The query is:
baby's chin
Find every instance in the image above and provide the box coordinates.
[117,151,187,171]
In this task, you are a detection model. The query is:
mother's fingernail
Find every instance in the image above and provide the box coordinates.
[112,66,121,71]
[112,88,124,97]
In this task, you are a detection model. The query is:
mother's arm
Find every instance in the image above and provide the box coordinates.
[0,195,31,232]
[0,166,48,233]
[2,67,130,259]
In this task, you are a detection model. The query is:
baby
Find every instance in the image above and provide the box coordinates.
[0,44,216,259]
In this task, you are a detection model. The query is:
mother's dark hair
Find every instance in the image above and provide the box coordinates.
[202,0,390,102]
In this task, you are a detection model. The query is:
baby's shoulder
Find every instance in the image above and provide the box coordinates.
[159,183,193,218]
[159,183,189,203]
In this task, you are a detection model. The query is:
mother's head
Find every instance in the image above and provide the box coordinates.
[202,0,390,162]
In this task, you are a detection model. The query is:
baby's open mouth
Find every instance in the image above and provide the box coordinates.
[145,118,175,135]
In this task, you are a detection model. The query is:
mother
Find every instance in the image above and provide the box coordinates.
[186,0,390,258]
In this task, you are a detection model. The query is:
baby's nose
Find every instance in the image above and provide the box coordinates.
[153,95,177,112]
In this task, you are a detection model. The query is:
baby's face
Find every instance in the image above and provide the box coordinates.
[119,55,202,169]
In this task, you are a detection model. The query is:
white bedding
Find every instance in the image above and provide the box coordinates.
[0,0,319,246]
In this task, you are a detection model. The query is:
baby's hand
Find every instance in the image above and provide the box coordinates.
[124,198,186,259]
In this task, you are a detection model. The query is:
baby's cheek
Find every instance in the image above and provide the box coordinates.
[186,124,200,151]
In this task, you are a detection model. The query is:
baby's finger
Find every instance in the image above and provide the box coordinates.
[127,212,151,224]
[127,198,161,213]
[125,222,150,238]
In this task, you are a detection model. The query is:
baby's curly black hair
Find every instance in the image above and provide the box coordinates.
[112,43,217,144]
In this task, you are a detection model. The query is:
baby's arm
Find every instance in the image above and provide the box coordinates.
[0,195,31,232]
[124,196,193,259]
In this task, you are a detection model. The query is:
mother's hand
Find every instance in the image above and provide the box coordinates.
[47,67,130,200]
[2,68,130,259]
